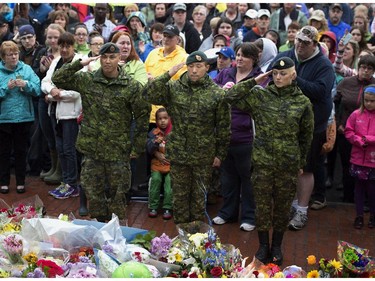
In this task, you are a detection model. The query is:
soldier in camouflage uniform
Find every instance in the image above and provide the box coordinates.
[52,43,150,222]
[225,57,314,265]
[143,51,231,224]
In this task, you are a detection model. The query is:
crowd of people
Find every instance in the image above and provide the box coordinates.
[1,2,375,266]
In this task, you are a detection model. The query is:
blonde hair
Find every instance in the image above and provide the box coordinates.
[193,5,207,17]
[0,41,19,60]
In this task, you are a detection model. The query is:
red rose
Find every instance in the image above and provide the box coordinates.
[189,272,198,278]
[181,269,189,278]
[210,266,223,277]
[37,259,64,277]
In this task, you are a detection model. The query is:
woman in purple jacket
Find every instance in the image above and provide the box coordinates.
[212,42,263,231]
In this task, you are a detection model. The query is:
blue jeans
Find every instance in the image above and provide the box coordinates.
[218,144,255,224]
[51,116,79,185]
[38,98,56,151]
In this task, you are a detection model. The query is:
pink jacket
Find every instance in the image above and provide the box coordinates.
[345,109,375,168]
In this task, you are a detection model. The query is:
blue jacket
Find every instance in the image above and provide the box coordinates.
[0,61,41,123]
[269,47,335,133]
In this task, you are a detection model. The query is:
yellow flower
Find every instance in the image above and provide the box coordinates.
[307,255,317,265]
[307,270,320,278]
[329,259,343,273]
[175,252,182,262]
[23,252,38,265]
[274,272,285,278]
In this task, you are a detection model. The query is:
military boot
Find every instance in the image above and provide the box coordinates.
[40,150,58,179]
[44,158,62,185]
[271,231,284,265]
[255,231,270,264]
[79,185,89,216]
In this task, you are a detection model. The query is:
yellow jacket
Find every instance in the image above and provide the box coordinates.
[145,46,187,123]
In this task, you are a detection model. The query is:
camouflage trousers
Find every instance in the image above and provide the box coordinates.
[170,164,211,224]
[80,157,130,220]
[252,165,297,232]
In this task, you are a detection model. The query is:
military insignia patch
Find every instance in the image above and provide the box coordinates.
[195,55,202,61]
[280,60,285,67]
[110,45,115,52]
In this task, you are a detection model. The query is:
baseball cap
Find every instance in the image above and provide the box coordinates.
[173,3,186,12]
[245,9,258,19]
[163,25,179,37]
[296,26,319,43]
[330,3,342,11]
[216,47,235,60]
[257,9,270,18]
[309,9,326,22]
[19,24,35,36]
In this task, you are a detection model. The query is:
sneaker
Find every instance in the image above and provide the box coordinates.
[70,185,80,197]
[53,184,78,199]
[288,210,308,231]
[163,210,172,220]
[369,215,375,229]
[310,198,327,210]
[353,216,364,229]
[240,223,255,232]
[212,216,226,225]
[148,209,158,218]
[48,182,65,196]
[289,206,296,221]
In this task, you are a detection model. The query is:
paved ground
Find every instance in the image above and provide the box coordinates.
[3,174,374,270]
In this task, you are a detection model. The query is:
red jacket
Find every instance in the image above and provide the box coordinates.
[345,109,375,168]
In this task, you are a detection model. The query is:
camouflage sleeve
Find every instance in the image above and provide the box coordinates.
[299,103,314,169]
[215,97,231,162]
[52,60,85,93]
[224,78,257,112]
[146,129,158,155]
[143,72,171,106]
[131,82,152,156]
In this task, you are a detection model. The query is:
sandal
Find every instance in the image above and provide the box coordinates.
[16,185,25,194]
[0,186,9,194]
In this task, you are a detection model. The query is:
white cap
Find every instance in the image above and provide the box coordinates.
[245,9,258,19]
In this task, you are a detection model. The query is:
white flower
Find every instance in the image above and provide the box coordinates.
[188,233,208,248]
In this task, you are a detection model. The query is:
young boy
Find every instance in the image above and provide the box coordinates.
[146,108,173,220]
[225,57,314,265]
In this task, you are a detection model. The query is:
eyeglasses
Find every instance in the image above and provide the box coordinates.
[5,52,19,57]
[20,35,34,41]
[296,38,312,46]
[75,33,88,37]
[90,43,103,47]
[359,65,374,71]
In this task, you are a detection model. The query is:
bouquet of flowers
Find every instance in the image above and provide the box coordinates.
[1,234,24,264]
[337,240,375,277]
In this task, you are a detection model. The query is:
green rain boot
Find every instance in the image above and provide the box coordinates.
[44,158,62,185]
[40,150,58,179]
[78,185,89,216]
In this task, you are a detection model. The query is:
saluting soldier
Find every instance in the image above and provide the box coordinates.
[144,51,231,224]
[225,57,314,265]
[52,42,150,222]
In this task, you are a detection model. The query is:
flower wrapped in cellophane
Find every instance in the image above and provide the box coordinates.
[338,240,375,277]
[170,221,242,278]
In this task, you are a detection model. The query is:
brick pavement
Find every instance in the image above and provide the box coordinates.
[3,175,375,269]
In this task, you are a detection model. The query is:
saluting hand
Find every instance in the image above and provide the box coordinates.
[255,70,272,85]
[168,62,185,77]
[80,56,100,67]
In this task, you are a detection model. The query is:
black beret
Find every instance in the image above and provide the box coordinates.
[186,51,207,65]
[272,57,295,70]
[99,42,120,55]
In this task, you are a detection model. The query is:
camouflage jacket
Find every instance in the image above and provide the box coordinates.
[144,72,231,166]
[52,60,150,161]
[226,79,314,171]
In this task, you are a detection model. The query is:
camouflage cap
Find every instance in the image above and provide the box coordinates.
[272,57,295,70]
[186,51,207,65]
[296,26,318,43]
[99,42,120,55]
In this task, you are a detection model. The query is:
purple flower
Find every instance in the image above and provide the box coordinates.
[151,233,172,259]
[102,243,114,255]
